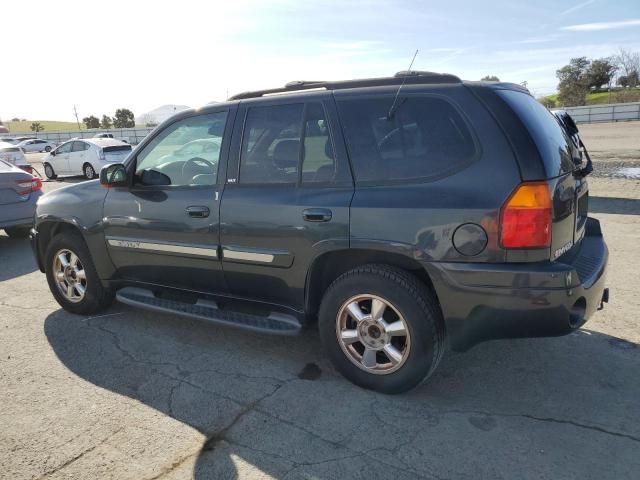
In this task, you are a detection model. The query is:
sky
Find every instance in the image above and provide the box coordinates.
[1,0,639,121]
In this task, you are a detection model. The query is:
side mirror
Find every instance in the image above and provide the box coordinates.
[139,168,171,186]
[100,163,128,187]
[50,150,56,156]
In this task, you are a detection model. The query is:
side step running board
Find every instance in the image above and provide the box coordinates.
[116,287,301,335]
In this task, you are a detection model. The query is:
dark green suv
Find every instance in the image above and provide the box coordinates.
[30,72,609,393]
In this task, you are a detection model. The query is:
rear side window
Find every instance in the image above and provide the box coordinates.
[240,104,303,184]
[337,96,476,183]
[497,90,575,177]
[0,147,20,153]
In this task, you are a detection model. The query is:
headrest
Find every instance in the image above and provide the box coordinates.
[273,139,300,168]
[325,139,334,160]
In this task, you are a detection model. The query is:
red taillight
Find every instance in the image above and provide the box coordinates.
[500,182,552,249]
[15,177,43,196]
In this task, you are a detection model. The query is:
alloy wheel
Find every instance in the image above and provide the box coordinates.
[53,249,87,303]
[336,294,410,375]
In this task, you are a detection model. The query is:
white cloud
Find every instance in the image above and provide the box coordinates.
[559,0,596,16]
[562,19,640,31]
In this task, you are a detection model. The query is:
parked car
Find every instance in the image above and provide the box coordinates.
[0,141,33,174]
[29,72,609,393]
[18,138,56,153]
[0,137,21,145]
[0,159,42,238]
[43,138,132,180]
[15,136,37,142]
[94,133,129,143]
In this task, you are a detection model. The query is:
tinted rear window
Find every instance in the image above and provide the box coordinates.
[104,145,132,153]
[0,147,20,153]
[337,96,476,183]
[497,90,575,177]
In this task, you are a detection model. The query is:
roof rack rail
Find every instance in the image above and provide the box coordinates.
[228,71,461,100]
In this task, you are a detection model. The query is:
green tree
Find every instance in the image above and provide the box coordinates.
[614,49,640,88]
[617,71,640,87]
[82,115,100,129]
[30,122,44,133]
[586,58,616,89]
[556,57,590,106]
[100,115,112,129]
[538,96,556,108]
[11,117,20,122]
[481,75,500,82]
[113,108,135,128]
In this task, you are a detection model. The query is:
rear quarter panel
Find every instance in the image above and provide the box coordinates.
[347,85,521,264]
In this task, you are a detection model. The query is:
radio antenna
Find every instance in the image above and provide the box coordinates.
[387,49,418,120]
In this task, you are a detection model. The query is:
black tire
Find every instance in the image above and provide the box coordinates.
[45,231,115,315]
[83,163,96,180]
[45,146,52,152]
[4,226,31,238]
[44,163,57,180]
[318,264,445,394]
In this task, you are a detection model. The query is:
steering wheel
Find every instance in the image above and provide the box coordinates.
[181,157,216,182]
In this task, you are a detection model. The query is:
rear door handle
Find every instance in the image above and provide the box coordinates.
[186,206,210,218]
[302,208,332,222]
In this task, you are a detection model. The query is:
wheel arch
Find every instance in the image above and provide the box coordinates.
[37,218,116,280]
[304,248,440,319]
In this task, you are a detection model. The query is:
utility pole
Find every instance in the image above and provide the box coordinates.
[73,105,81,130]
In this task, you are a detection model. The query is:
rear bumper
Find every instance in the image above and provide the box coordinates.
[0,190,41,230]
[426,217,608,350]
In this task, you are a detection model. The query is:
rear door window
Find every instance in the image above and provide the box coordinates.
[239,104,304,184]
[497,90,575,177]
[337,96,477,184]
[71,141,89,152]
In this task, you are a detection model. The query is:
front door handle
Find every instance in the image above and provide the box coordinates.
[302,208,332,222]
[186,206,210,218]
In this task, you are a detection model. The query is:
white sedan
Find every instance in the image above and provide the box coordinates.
[0,141,33,174]
[43,138,132,180]
[17,138,57,153]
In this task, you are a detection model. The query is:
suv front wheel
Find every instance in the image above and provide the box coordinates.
[45,232,114,315]
[319,265,445,394]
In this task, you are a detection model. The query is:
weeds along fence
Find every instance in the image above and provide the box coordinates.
[0,127,154,145]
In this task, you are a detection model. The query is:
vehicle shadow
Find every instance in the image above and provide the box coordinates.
[589,196,640,216]
[0,234,37,282]
[44,307,640,479]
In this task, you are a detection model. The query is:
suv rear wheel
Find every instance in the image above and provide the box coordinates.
[319,264,445,394]
[45,232,114,314]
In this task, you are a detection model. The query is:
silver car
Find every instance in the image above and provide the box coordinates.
[17,138,56,153]
[0,159,43,238]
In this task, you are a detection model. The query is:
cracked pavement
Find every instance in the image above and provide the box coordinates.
[1,143,639,479]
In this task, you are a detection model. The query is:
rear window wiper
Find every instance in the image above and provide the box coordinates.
[575,137,593,178]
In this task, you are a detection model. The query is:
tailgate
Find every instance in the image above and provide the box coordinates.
[549,174,587,260]
[494,90,588,261]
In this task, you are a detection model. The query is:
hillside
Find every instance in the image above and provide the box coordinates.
[3,120,85,134]
[541,88,640,108]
